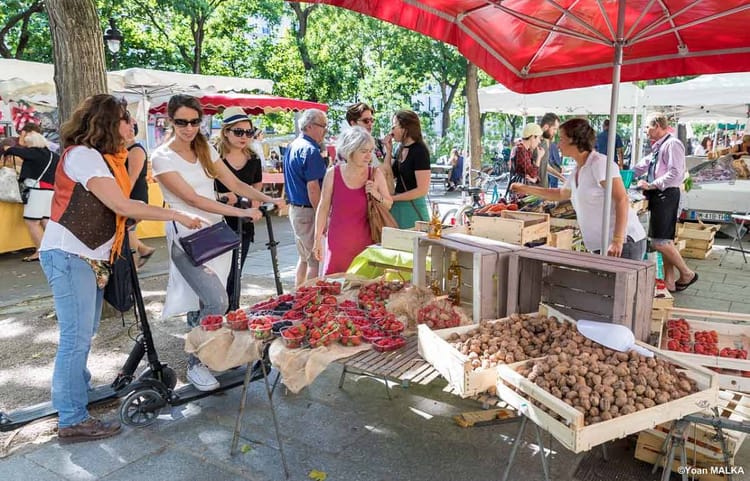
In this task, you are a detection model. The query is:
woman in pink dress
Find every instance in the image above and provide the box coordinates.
[314,127,393,275]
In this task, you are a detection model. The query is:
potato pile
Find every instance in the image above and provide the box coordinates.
[446,313,575,369]
[516,349,698,425]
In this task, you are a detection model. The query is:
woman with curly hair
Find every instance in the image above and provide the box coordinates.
[39,94,205,443]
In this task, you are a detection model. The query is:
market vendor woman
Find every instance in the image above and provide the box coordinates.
[510,118,647,260]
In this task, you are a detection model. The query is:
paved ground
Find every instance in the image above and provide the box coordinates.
[1,189,749,481]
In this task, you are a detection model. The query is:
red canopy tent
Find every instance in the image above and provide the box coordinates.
[149,93,328,115]
[304,0,750,94]
[302,0,750,249]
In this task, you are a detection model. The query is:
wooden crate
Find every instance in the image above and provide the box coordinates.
[655,307,750,393]
[470,211,550,246]
[496,344,719,453]
[413,236,500,322]
[442,233,524,316]
[506,247,656,341]
[634,437,729,481]
[381,227,425,252]
[653,287,674,311]
[678,221,721,241]
[682,246,714,259]
[638,390,750,463]
[417,304,573,398]
[547,229,574,250]
[417,318,512,398]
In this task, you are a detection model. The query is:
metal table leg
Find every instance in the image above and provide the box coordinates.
[501,416,550,481]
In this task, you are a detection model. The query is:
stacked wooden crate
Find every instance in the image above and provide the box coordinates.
[677,221,720,259]
[506,247,656,341]
[634,390,750,481]
[470,211,550,246]
[413,236,501,323]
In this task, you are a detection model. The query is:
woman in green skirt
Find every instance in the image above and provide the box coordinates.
[383,110,430,228]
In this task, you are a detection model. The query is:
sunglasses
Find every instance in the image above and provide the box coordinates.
[229,128,254,137]
[173,118,202,127]
[120,110,131,122]
[358,118,375,125]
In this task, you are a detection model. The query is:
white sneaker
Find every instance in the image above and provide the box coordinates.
[187,362,220,391]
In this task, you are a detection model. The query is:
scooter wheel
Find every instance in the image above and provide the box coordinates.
[119,388,165,427]
[139,366,177,390]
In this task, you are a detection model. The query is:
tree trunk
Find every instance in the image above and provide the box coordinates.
[290,3,316,72]
[465,62,482,174]
[46,0,107,129]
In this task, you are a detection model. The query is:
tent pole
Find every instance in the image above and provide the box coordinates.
[601,0,627,255]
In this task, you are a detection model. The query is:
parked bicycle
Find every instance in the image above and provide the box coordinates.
[441,184,486,226]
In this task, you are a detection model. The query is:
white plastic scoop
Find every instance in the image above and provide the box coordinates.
[577,319,654,357]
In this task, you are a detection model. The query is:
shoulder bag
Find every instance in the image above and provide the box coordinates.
[367,167,399,243]
[0,156,22,203]
[20,152,55,205]
[176,220,240,266]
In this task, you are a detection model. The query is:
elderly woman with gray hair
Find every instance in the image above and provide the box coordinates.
[313,126,392,275]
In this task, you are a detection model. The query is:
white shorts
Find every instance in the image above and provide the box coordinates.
[23,188,54,220]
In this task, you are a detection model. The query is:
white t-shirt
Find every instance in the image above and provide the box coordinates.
[562,151,646,252]
[151,143,224,233]
[40,146,115,260]
[151,142,231,319]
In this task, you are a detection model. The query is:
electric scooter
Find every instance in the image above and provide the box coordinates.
[0,202,283,431]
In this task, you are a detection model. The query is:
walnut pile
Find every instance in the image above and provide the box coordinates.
[515,349,698,425]
[446,313,577,370]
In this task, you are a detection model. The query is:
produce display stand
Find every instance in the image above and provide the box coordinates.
[654,307,750,393]
[506,246,656,341]
[413,236,501,322]
[337,335,441,399]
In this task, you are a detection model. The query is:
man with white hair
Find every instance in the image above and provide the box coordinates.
[283,108,328,286]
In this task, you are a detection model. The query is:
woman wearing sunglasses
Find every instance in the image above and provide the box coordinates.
[38,95,205,443]
[151,95,283,392]
[214,107,264,310]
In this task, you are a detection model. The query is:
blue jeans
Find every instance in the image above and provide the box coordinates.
[40,249,104,428]
[171,243,228,367]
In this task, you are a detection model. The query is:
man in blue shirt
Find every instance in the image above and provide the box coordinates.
[284,108,328,286]
[596,119,624,168]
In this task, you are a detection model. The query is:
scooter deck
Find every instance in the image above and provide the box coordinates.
[0,385,120,432]
[0,364,266,432]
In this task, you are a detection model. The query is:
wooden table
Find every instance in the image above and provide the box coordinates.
[337,336,441,398]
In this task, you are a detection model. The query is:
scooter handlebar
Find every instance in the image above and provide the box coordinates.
[259,202,277,216]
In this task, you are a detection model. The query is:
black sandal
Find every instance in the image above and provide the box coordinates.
[675,272,699,291]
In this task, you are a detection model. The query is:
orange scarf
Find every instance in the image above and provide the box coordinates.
[102,149,132,262]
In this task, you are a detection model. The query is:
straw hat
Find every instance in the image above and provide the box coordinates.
[222,106,251,126]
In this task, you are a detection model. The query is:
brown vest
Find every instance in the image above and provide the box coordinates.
[50,149,116,250]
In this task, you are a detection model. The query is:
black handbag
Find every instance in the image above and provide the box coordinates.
[176,220,240,266]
